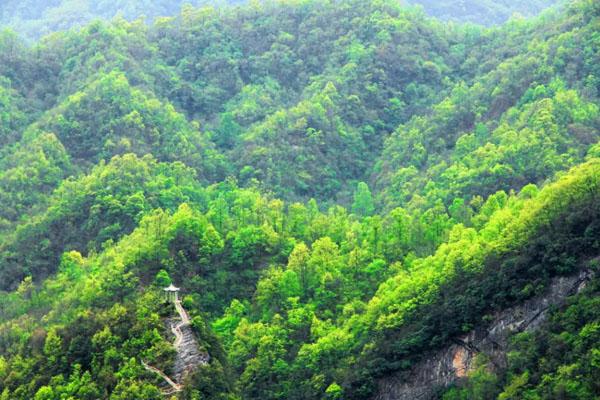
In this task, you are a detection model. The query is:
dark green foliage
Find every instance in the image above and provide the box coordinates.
[0,1,598,400]
[442,272,600,399]
[38,70,225,179]
[0,77,28,146]
[0,133,71,227]
[0,154,205,289]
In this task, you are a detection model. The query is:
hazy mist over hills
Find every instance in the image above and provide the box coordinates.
[0,0,562,40]
[0,0,245,39]
[407,0,562,24]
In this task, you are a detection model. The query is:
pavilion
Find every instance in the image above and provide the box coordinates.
[163,284,180,302]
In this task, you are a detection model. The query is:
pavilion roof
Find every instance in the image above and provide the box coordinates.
[163,284,180,292]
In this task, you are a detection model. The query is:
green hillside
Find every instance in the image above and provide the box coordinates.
[406,0,562,25]
[0,0,599,399]
[0,0,561,41]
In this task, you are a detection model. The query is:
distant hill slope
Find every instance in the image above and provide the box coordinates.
[407,0,562,25]
[0,0,561,40]
[0,1,598,400]
[0,0,244,40]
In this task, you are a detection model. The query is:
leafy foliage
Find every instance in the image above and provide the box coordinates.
[0,1,598,400]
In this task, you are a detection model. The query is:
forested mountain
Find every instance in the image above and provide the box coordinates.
[0,0,245,40]
[406,0,563,25]
[0,0,599,400]
[0,0,562,40]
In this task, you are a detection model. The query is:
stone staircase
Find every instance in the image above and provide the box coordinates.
[142,297,209,394]
[172,299,210,382]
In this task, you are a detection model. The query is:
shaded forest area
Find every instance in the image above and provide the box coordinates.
[0,0,598,399]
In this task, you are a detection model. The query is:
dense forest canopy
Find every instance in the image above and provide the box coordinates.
[0,0,245,40]
[0,0,563,40]
[0,0,599,399]
[406,0,563,25]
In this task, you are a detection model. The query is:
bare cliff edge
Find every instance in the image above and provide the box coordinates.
[373,269,594,400]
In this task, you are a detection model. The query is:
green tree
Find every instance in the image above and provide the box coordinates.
[352,182,375,217]
[154,269,172,287]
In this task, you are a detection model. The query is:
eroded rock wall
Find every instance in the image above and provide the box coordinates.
[373,269,593,400]
[173,320,210,382]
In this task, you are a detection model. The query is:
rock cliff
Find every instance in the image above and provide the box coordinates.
[171,299,210,383]
[143,298,210,394]
[373,269,593,400]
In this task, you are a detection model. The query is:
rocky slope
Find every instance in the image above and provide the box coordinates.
[373,269,594,400]
[172,300,211,383]
[143,299,210,394]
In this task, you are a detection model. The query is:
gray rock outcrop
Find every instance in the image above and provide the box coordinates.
[143,298,210,394]
[373,269,593,400]
[171,299,210,383]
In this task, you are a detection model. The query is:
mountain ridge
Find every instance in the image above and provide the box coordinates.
[0,1,598,399]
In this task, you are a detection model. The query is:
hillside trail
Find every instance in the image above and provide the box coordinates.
[172,299,189,347]
[142,298,208,394]
[141,360,182,393]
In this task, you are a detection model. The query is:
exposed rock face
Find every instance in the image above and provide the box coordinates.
[143,299,210,394]
[171,300,210,383]
[373,269,593,400]
[172,318,210,382]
